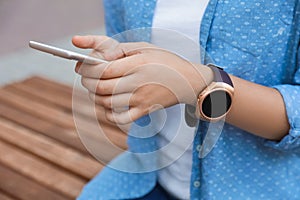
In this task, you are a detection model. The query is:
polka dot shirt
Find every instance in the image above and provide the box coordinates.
[77,0,300,199]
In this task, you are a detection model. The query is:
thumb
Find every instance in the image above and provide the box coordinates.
[72,35,117,50]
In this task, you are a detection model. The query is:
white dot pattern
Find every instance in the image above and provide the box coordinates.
[78,0,300,199]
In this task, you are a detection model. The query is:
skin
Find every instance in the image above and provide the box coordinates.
[72,35,290,141]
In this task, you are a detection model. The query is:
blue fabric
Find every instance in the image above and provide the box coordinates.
[131,183,176,200]
[78,0,300,199]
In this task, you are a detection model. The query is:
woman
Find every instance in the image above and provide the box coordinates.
[74,0,300,199]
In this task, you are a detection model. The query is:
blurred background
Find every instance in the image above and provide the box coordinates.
[0,0,106,86]
[0,2,127,199]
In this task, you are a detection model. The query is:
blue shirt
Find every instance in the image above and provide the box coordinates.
[78,0,300,199]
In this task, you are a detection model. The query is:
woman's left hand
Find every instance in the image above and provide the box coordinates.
[72,35,213,124]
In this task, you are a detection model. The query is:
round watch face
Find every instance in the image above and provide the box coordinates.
[202,90,232,118]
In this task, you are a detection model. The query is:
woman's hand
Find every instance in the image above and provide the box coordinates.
[72,35,290,140]
[72,35,213,124]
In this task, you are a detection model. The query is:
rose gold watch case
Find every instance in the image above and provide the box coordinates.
[196,81,234,122]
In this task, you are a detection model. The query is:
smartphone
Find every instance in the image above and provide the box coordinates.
[29,40,108,64]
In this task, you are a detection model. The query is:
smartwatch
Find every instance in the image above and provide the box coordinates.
[195,64,234,121]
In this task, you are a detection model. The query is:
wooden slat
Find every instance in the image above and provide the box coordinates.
[0,117,103,180]
[0,103,88,154]
[7,82,129,140]
[0,76,130,199]
[0,102,125,162]
[1,85,128,150]
[75,113,128,151]
[5,78,88,113]
[0,165,69,200]
[0,88,75,129]
[22,76,129,140]
[10,78,97,119]
[22,76,85,101]
[0,140,85,199]
[7,82,73,112]
[23,76,74,95]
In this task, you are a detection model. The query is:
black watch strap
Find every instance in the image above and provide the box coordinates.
[207,64,233,87]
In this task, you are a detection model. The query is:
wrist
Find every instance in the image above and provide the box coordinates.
[195,64,234,121]
[188,64,214,106]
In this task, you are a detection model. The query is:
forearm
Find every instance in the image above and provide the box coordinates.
[226,75,290,140]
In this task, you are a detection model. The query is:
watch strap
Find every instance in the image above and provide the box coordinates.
[207,64,233,87]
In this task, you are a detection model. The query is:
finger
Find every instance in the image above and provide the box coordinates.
[99,54,147,79]
[81,76,135,95]
[76,62,108,78]
[105,107,143,124]
[91,41,151,61]
[72,35,112,49]
[103,42,154,60]
[73,35,128,60]
[76,55,139,80]
[89,92,134,109]
[76,42,162,78]
[72,35,120,61]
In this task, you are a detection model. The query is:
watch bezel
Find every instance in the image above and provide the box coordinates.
[196,82,234,122]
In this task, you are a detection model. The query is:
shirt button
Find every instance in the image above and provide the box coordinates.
[194,181,201,188]
[196,145,201,152]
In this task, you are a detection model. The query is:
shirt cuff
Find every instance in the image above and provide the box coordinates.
[264,84,300,151]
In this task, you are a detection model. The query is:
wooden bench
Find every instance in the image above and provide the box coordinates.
[0,76,127,200]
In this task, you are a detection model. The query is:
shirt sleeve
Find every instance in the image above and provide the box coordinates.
[103,0,125,36]
[264,42,300,152]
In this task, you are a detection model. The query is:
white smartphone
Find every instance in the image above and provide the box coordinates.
[29,40,108,64]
